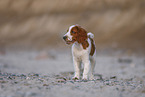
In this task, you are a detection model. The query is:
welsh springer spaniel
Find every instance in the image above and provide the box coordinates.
[63,24,96,80]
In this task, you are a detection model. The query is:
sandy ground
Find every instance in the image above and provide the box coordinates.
[0,49,145,97]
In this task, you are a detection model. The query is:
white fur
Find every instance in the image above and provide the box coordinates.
[72,38,96,80]
[87,32,94,39]
[64,25,75,41]
[64,25,96,80]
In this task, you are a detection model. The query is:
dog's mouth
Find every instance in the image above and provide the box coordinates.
[63,36,76,45]
[65,40,75,45]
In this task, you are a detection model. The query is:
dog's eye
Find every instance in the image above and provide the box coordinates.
[72,31,76,34]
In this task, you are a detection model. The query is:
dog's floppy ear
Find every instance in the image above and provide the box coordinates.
[74,24,80,32]
[75,25,89,49]
[76,26,88,43]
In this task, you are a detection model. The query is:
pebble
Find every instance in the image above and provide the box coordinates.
[20,74,26,77]
[11,74,16,76]
[26,77,31,80]
[24,83,31,86]
[7,76,13,80]
[116,87,119,90]
[33,74,39,77]
[0,77,3,80]
[0,80,8,83]
[14,81,18,84]
[69,80,74,84]
[43,84,49,86]
[38,78,44,82]
[110,76,117,79]
[57,79,66,83]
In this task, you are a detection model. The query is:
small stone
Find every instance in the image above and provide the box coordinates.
[69,80,74,84]
[116,88,119,90]
[7,76,13,80]
[110,76,117,79]
[62,77,67,81]
[106,83,110,85]
[26,77,31,80]
[57,79,66,83]
[38,78,44,82]
[24,83,31,86]
[14,81,18,84]
[11,74,16,76]
[72,77,79,81]
[20,74,26,77]
[34,74,39,77]
[43,84,49,86]
[0,80,8,83]
[0,77,3,80]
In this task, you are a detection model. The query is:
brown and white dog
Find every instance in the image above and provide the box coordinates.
[63,24,96,80]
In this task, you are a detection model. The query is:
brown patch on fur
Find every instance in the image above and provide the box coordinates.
[70,25,89,49]
[82,40,89,49]
[89,38,95,56]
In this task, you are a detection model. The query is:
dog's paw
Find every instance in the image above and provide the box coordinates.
[82,75,88,81]
[89,75,95,80]
[72,77,79,80]
[82,78,88,82]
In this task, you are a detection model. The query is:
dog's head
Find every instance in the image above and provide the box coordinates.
[63,24,88,45]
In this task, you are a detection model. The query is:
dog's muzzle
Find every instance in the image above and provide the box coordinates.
[63,36,67,40]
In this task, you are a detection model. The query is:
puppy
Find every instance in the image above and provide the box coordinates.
[63,24,96,80]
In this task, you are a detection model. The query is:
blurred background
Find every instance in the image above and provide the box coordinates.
[1,1,145,96]
[0,0,145,54]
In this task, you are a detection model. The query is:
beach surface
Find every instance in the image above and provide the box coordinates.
[0,49,145,97]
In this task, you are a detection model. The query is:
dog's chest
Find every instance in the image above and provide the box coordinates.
[72,43,88,58]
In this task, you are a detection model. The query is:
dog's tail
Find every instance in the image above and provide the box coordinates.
[87,32,94,39]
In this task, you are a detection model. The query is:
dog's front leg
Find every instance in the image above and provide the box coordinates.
[82,55,90,80]
[72,57,81,80]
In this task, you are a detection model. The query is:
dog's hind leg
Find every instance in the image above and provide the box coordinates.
[89,56,96,80]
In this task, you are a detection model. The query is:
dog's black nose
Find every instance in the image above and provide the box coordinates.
[63,36,67,40]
